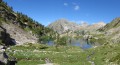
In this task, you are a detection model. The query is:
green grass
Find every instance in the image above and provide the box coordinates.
[6,44,91,65]
[89,34,108,45]
[88,43,120,65]
[6,43,120,65]
[17,60,45,65]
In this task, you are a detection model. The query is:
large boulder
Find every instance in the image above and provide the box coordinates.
[0,46,8,65]
[83,35,93,40]
[0,46,17,65]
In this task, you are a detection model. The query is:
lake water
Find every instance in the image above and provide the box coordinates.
[47,39,95,49]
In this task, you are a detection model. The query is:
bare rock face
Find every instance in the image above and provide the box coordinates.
[0,22,38,45]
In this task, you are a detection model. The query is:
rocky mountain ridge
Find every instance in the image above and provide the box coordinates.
[48,19,106,34]
[98,17,120,43]
[99,17,120,31]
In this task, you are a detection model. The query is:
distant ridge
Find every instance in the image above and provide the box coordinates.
[48,19,106,34]
[48,19,80,34]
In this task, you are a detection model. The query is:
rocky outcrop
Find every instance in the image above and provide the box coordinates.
[0,25,16,46]
[0,46,8,65]
[0,45,17,65]
[0,22,38,45]
[83,35,93,40]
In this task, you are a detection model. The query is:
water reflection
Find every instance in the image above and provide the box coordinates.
[68,39,92,49]
[47,38,95,49]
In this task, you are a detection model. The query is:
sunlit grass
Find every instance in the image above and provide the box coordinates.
[6,43,120,65]
[7,43,91,65]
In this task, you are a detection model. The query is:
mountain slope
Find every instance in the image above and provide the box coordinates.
[79,22,106,31]
[1,22,38,45]
[98,17,120,43]
[48,19,80,34]
[99,17,120,31]
[0,1,54,45]
[48,19,106,34]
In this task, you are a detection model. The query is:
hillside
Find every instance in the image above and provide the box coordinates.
[78,22,106,32]
[87,22,106,31]
[99,17,120,31]
[98,17,120,43]
[0,1,54,45]
[48,19,80,34]
[1,0,120,65]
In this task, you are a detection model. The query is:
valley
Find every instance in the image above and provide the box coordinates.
[0,0,120,65]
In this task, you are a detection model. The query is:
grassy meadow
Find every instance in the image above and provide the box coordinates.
[6,43,120,65]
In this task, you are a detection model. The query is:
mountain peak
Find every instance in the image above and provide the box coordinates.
[48,19,80,34]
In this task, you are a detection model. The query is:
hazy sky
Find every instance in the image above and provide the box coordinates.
[4,0,120,26]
